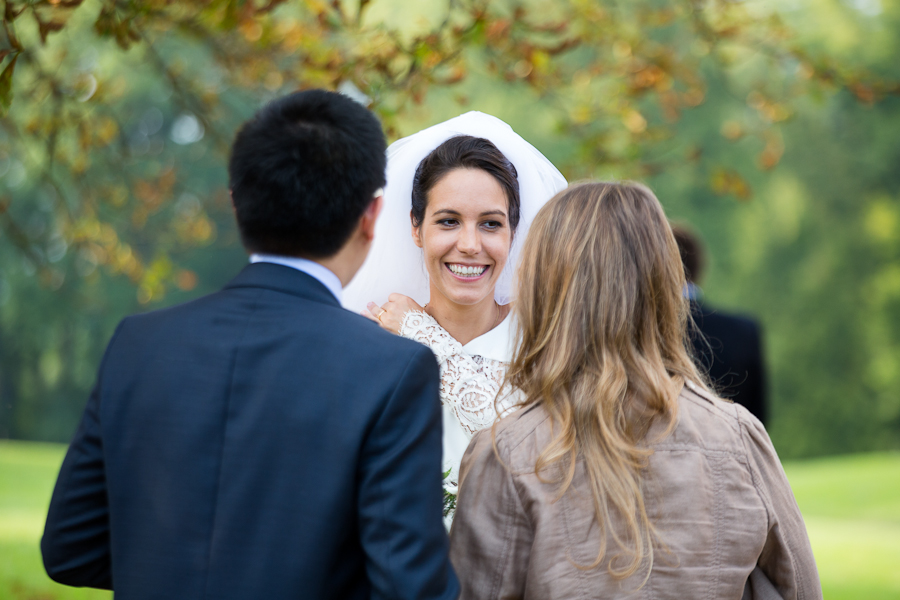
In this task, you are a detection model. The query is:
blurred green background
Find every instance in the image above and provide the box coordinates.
[1,0,899,596]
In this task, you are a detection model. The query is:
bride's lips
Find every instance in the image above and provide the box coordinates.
[445,263,490,282]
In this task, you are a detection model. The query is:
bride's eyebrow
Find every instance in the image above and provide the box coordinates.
[431,208,507,218]
[432,208,460,217]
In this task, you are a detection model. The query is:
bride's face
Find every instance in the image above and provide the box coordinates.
[412,168,512,308]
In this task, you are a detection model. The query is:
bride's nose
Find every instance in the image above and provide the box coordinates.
[456,224,481,255]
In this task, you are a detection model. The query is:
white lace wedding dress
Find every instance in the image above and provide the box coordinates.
[400,311,519,502]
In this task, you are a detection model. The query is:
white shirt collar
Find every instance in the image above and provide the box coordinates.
[462,313,515,363]
[249,254,342,302]
[684,282,702,301]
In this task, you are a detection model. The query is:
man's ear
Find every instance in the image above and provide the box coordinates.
[411,210,423,248]
[360,194,383,242]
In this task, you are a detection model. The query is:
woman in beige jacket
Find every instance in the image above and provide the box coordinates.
[449,182,821,600]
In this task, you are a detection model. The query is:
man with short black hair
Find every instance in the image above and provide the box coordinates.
[673,225,768,425]
[42,90,459,600]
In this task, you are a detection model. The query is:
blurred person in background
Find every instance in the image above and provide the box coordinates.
[673,225,768,425]
[450,182,820,599]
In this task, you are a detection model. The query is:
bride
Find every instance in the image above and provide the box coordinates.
[342,112,566,511]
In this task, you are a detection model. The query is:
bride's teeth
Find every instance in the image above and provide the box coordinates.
[449,264,485,276]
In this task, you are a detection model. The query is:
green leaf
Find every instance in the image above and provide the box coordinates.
[442,469,457,518]
[442,489,457,518]
[0,53,18,117]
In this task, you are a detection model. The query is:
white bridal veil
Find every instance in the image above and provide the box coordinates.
[342,111,568,313]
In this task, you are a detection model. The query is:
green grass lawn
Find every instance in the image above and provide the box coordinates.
[783,452,900,599]
[0,440,110,600]
[1,440,898,598]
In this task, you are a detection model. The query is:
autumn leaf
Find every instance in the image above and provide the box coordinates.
[710,167,752,200]
[38,19,66,44]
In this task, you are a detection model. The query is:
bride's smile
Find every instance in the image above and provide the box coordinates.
[412,167,512,309]
[446,263,488,278]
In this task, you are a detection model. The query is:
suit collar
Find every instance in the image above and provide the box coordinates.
[224,262,343,308]
[249,254,343,302]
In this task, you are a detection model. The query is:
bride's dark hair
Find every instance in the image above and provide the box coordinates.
[411,135,520,231]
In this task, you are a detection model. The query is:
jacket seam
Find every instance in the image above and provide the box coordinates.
[201,288,261,600]
[371,345,435,599]
[508,471,536,597]
[736,411,770,526]
[706,455,723,600]
[681,385,743,426]
[500,410,551,458]
[489,444,518,599]
[652,445,744,459]
[559,483,592,600]
[736,411,806,599]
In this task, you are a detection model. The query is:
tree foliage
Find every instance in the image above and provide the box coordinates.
[3,0,893,292]
[0,0,898,455]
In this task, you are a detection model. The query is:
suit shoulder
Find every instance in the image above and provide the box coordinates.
[117,289,228,326]
[727,312,761,335]
[700,304,760,329]
[331,308,437,360]
[108,291,224,342]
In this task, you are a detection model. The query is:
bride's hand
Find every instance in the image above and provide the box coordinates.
[362,294,424,335]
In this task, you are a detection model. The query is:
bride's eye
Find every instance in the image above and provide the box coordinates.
[481,220,502,230]
[437,218,458,227]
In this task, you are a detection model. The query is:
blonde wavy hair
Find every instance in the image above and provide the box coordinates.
[504,181,710,582]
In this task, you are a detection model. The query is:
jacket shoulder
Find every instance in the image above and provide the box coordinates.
[658,381,750,454]
[119,287,427,355]
[475,404,552,471]
[326,306,438,362]
[480,382,755,472]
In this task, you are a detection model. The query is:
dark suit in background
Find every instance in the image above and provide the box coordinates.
[690,300,768,425]
[41,263,458,600]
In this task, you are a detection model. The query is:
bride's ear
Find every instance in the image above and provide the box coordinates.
[411,211,423,248]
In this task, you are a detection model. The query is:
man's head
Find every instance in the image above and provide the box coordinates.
[671,224,706,285]
[228,90,387,262]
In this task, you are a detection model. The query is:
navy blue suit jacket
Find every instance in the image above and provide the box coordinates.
[42,262,459,600]
[690,300,768,425]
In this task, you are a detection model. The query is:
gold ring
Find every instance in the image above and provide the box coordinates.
[376,308,387,322]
